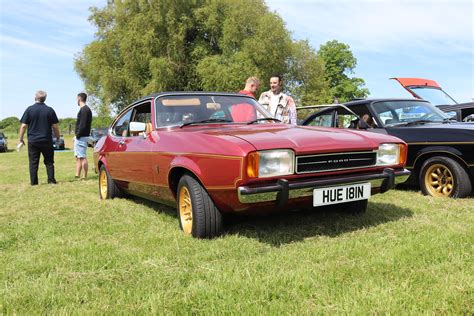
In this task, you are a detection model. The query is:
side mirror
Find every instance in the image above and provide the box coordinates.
[129,122,146,133]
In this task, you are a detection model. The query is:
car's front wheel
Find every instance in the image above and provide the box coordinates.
[419,156,472,198]
[177,174,223,238]
[99,165,122,199]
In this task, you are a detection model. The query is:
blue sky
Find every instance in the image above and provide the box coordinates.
[1,0,472,119]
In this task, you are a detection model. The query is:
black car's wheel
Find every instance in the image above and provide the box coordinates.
[343,199,368,215]
[177,174,223,238]
[99,165,122,199]
[419,156,471,198]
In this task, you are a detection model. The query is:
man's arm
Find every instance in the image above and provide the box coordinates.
[19,123,28,144]
[52,123,60,139]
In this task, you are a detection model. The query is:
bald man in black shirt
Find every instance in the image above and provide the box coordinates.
[19,90,60,185]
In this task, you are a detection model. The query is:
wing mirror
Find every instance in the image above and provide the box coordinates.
[129,122,146,133]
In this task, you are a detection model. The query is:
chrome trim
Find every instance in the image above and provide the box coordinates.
[295,151,377,174]
[238,169,410,204]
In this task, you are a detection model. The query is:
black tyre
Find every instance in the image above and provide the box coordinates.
[177,174,223,238]
[343,199,368,215]
[419,156,471,198]
[99,165,122,199]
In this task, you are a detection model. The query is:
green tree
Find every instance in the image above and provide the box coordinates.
[75,0,296,111]
[317,40,369,102]
[0,116,20,133]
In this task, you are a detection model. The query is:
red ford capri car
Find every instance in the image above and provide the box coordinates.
[94,92,410,238]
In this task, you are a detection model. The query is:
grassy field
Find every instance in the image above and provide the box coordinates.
[0,138,473,314]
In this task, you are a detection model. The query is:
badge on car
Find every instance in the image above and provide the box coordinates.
[313,183,371,206]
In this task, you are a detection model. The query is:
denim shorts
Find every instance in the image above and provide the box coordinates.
[74,137,88,158]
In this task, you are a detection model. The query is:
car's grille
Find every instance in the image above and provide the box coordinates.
[296,151,376,174]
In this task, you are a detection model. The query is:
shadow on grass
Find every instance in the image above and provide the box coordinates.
[130,195,412,246]
[224,202,413,246]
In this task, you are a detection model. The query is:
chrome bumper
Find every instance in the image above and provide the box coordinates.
[238,168,410,206]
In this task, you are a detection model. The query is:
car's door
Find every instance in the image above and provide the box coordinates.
[107,101,155,196]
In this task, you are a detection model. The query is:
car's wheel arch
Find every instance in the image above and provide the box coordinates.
[412,146,469,178]
[168,166,204,200]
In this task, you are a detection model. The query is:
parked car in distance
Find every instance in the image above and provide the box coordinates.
[88,128,108,147]
[392,77,474,122]
[94,92,409,238]
[301,99,474,198]
[0,132,8,152]
[52,135,65,150]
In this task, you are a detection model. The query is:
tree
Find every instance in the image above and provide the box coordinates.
[317,40,369,102]
[75,0,295,111]
[0,116,20,132]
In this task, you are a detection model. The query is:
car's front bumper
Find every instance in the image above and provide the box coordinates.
[238,168,410,206]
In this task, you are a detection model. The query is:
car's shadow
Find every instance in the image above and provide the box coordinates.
[225,202,413,246]
[131,196,412,246]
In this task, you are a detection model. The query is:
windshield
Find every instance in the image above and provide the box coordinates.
[154,94,272,127]
[371,100,449,126]
[410,87,457,106]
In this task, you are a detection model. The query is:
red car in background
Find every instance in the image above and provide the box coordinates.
[392,77,474,122]
[94,92,409,238]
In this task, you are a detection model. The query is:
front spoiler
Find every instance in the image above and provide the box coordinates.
[238,168,410,206]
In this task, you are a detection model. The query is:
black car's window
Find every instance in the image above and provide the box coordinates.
[112,109,133,137]
[154,95,272,127]
[0,133,4,138]
[371,101,448,126]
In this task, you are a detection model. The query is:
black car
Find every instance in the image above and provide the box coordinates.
[0,132,8,152]
[88,128,108,147]
[301,99,474,198]
[52,135,65,150]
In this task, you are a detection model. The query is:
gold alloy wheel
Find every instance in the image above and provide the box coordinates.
[424,163,454,197]
[179,186,193,235]
[99,169,108,199]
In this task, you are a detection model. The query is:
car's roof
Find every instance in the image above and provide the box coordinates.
[132,91,252,105]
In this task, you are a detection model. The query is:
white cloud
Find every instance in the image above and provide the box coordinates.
[0,34,75,57]
[268,0,473,55]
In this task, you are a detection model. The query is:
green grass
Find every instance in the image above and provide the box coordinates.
[0,145,473,314]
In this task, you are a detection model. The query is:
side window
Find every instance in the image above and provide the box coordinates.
[130,102,152,136]
[112,109,133,137]
[307,113,334,127]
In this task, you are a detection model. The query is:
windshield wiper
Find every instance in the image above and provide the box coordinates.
[180,118,233,128]
[247,118,282,125]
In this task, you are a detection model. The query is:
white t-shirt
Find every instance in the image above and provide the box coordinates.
[269,92,282,116]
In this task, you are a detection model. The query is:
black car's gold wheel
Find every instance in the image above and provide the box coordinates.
[98,165,122,199]
[419,156,472,198]
[423,164,453,197]
[177,174,223,238]
[178,186,193,235]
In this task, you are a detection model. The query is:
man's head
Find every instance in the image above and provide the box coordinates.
[244,76,260,93]
[35,90,47,103]
[77,92,87,106]
[269,74,282,94]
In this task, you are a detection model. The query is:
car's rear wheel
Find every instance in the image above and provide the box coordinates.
[177,174,223,238]
[99,165,122,199]
[419,156,471,198]
[343,199,368,215]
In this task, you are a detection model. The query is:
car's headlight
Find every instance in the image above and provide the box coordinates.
[376,143,407,166]
[247,149,295,178]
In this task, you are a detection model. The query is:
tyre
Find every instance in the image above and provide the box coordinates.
[177,174,223,238]
[419,156,472,198]
[99,165,122,199]
[343,199,368,215]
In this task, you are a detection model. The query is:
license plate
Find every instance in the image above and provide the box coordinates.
[313,183,371,207]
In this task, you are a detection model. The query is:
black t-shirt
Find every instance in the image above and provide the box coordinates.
[75,105,92,138]
[20,103,59,143]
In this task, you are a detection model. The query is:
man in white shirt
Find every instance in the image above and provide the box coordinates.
[258,74,297,125]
